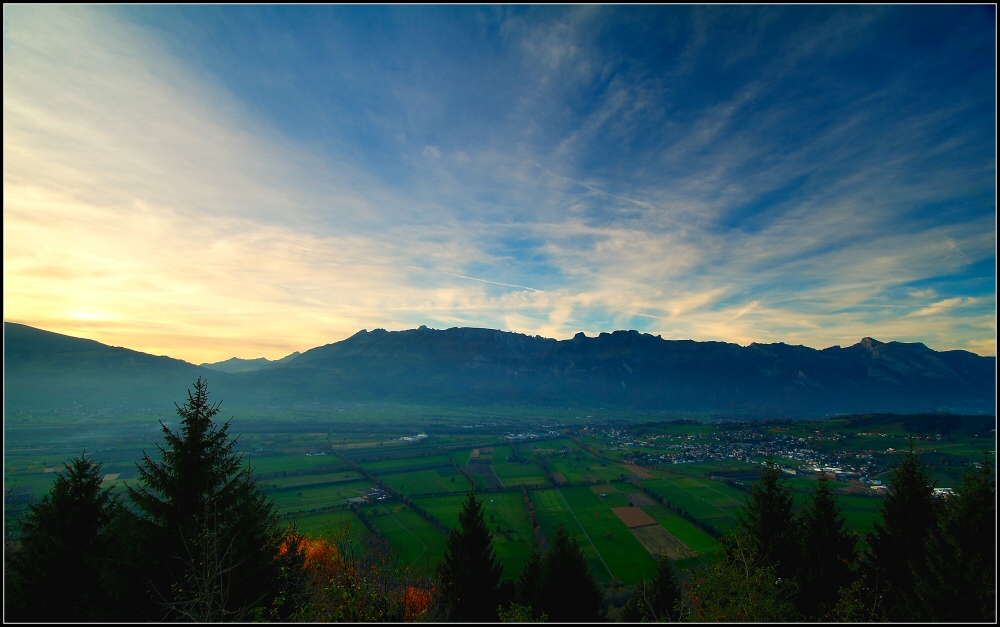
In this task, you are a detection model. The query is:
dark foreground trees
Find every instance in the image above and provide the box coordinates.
[621,553,682,622]
[534,523,604,621]
[796,472,857,619]
[4,454,123,622]
[923,451,996,622]
[437,491,504,621]
[860,441,939,622]
[124,377,298,620]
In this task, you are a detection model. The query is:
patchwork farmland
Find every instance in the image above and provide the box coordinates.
[10,408,980,593]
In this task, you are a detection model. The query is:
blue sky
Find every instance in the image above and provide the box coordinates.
[3,5,996,362]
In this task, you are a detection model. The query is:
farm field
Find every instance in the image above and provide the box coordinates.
[271,480,377,515]
[5,405,994,593]
[360,503,447,578]
[379,467,473,496]
[641,476,741,535]
[560,486,657,584]
[489,444,550,487]
[284,509,366,537]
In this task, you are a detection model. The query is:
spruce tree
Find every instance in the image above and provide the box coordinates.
[5,454,122,622]
[923,452,995,622]
[732,457,799,582]
[127,377,286,621]
[539,523,603,622]
[863,440,938,621]
[796,472,857,619]
[514,539,544,619]
[437,491,504,621]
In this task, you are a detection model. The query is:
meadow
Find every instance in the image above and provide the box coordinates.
[4,405,993,587]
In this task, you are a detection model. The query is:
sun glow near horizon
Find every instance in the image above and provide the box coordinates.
[4,6,996,364]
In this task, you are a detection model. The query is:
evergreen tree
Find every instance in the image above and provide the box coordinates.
[863,440,938,622]
[514,539,544,619]
[732,457,799,582]
[437,491,504,621]
[127,377,288,621]
[922,452,996,622]
[5,454,123,621]
[538,523,603,622]
[796,472,857,619]
[622,554,682,621]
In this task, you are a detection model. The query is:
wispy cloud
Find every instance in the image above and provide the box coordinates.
[4,6,995,361]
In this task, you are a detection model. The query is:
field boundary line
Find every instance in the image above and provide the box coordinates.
[665,479,736,517]
[556,488,613,580]
[388,511,429,567]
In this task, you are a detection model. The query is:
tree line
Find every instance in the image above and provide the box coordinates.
[4,378,995,622]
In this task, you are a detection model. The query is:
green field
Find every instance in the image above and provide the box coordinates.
[362,454,453,474]
[641,477,741,534]
[272,480,377,514]
[379,467,473,496]
[559,486,657,584]
[360,504,447,577]
[6,405,993,595]
[490,445,550,487]
[283,509,368,537]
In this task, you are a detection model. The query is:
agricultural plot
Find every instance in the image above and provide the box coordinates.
[271,480,376,514]
[559,486,657,584]
[630,524,694,561]
[265,470,365,491]
[612,506,657,528]
[529,487,613,581]
[362,454,453,475]
[641,478,740,534]
[249,454,345,475]
[360,504,447,578]
[414,492,535,578]
[490,445,549,487]
[380,468,472,496]
[642,505,720,555]
[284,509,366,537]
[545,453,627,484]
[466,448,504,490]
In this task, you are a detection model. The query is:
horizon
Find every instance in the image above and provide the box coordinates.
[4,6,996,364]
[6,319,992,367]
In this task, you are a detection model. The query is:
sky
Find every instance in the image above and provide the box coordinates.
[3,5,996,364]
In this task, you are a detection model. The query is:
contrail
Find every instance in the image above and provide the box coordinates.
[438,271,541,292]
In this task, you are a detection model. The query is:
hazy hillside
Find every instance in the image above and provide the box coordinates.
[4,323,995,416]
[200,352,300,374]
[4,322,216,413]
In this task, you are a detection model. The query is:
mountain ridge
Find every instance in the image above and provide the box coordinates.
[3,322,995,416]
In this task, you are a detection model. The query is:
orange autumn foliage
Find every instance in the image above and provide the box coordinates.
[276,530,434,622]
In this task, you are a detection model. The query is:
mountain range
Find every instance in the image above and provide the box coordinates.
[3,322,995,417]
